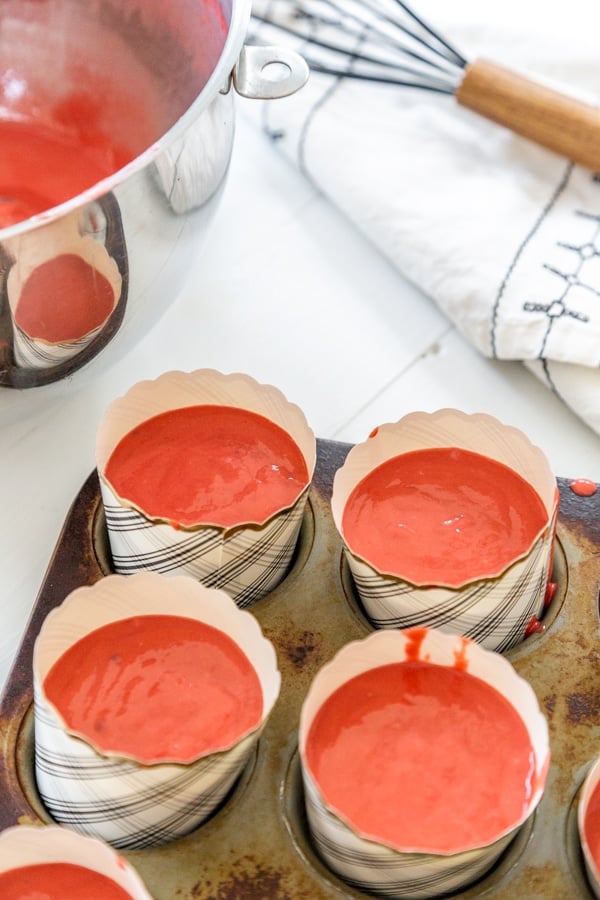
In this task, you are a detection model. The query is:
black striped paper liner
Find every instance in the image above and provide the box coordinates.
[33,675,262,850]
[344,525,555,652]
[32,572,281,849]
[100,478,308,608]
[298,628,550,899]
[302,770,517,900]
[330,409,559,653]
[577,755,600,896]
[12,324,105,369]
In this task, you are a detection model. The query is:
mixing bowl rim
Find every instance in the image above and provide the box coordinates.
[0,0,251,241]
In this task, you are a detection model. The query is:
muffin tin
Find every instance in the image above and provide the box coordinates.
[1,437,599,898]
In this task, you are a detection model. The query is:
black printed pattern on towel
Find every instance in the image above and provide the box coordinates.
[492,165,600,367]
[523,209,600,355]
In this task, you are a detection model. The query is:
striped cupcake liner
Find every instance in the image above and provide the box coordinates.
[12,322,107,369]
[577,757,600,897]
[332,409,558,652]
[33,573,281,849]
[34,686,260,849]
[96,369,316,607]
[302,770,517,899]
[298,627,550,899]
[0,825,152,897]
[100,478,308,608]
[344,517,556,652]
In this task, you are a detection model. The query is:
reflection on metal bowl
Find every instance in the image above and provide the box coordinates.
[0,0,308,421]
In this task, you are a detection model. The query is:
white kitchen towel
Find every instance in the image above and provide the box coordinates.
[248,0,600,435]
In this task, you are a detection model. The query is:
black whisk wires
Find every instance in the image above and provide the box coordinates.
[251,0,600,172]
[251,0,469,93]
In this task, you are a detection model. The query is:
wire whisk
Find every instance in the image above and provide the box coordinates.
[252,0,467,93]
[251,0,600,172]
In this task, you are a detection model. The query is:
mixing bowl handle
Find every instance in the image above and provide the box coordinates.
[229,45,310,99]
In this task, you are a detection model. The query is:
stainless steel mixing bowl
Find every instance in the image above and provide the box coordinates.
[0,0,307,421]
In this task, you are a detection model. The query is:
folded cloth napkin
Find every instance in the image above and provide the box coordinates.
[248,0,600,435]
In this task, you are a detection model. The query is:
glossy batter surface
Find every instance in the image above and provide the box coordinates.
[342,447,548,585]
[104,405,309,528]
[305,661,536,853]
[43,615,263,763]
[15,254,115,341]
[0,119,129,227]
[0,862,133,899]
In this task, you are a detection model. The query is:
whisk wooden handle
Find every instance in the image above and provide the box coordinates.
[456,58,600,172]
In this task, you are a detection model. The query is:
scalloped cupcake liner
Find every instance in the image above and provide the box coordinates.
[332,409,558,652]
[11,321,109,369]
[0,824,152,897]
[99,478,308,608]
[298,627,550,899]
[302,771,517,899]
[96,369,316,606]
[33,573,281,849]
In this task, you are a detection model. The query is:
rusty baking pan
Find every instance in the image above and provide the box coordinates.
[1,438,600,898]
